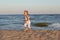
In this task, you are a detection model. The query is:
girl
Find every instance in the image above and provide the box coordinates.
[24,10,32,32]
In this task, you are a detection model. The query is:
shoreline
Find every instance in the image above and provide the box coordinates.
[0,30,59,40]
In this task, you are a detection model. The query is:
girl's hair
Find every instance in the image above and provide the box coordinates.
[24,10,28,15]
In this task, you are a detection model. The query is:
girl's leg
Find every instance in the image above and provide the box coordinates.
[24,23,28,32]
[28,28,32,32]
[28,21,32,32]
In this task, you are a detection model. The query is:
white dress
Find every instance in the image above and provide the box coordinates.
[24,16,31,28]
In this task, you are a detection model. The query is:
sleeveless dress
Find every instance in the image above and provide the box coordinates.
[24,16,31,28]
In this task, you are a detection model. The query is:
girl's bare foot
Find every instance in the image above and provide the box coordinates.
[24,29,27,32]
[24,27,28,32]
[29,28,32,32]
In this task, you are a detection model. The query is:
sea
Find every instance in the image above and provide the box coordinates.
[0,14,60,30]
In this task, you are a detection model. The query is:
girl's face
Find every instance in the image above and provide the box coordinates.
[24,12,28,16]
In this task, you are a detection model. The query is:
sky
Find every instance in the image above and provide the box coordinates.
[0,0,60,14]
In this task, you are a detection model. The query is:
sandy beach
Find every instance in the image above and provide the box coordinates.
[0,30,59,40]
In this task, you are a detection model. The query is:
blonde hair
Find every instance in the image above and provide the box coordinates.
[24,10,28,15]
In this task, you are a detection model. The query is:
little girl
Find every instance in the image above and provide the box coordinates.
[24,10,32,32]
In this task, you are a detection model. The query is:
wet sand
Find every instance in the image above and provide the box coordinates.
[0,30,59,40]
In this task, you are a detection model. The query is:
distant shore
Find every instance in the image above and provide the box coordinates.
[0,30,59,40]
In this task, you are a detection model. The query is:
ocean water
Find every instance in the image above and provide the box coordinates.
[0,14,60,30]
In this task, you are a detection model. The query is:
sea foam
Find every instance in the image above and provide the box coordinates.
[49,23,60,27]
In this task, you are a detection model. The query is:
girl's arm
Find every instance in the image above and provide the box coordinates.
[26,16,29,21]
[24,16,29,22]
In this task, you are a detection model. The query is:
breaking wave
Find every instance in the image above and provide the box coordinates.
[49,23,60,27]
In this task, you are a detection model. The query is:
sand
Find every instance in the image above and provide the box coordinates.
[0,30,59,40]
